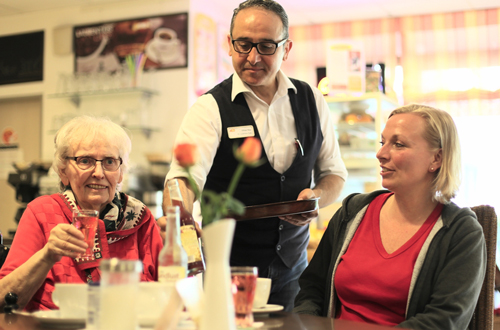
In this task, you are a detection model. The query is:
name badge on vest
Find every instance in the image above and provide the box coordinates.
[227,125,255,139]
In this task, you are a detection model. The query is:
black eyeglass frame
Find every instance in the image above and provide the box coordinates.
[66,156,123,172]
[231,38,288,55]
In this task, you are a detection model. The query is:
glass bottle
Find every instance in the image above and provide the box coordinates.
[167,179,206,276]
[158,206,188,283]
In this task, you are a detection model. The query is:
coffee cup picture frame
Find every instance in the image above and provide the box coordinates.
[74,12,188,73]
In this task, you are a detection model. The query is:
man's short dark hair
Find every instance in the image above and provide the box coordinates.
[230,0,289,40]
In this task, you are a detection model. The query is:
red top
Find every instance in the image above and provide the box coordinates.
[335,193,443,325]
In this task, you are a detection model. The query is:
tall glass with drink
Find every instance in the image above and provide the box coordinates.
[72,209,98,258]
[231,266,258,327]
[167,179,206,276]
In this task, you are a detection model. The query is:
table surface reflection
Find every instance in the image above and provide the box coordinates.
[257,312,406,329]
[0,311,403,330]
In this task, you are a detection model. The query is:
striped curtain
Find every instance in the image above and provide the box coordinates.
[400,9,500,116]
[283,8,500,116]
[282,18,399,97]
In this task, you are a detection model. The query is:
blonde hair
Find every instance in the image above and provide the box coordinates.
[52,115,132,191]
[389,104,461,204]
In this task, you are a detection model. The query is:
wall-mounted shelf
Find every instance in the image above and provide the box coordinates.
[124,126,161,139]
[48,87,161,139]
[48,87,159,108]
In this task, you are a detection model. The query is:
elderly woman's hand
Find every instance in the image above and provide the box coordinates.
[42,224,88,264]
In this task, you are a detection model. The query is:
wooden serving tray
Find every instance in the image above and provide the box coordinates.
[232,198,319,221]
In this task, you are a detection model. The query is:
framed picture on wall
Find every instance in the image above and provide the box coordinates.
[74,13,188,73]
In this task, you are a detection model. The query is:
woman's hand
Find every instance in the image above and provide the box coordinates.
[42,224,88,264]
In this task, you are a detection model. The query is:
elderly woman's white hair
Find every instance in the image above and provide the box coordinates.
[52,115,132,191]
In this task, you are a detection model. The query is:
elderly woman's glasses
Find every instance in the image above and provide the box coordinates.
[66,156,122,172]
[231,38,287,55]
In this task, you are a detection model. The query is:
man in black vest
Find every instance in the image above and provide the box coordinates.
[163,0,347,312]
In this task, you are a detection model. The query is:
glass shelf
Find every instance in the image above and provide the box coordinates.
[48,87,160,107]
[47,87,161,139]
[336,122,376,133]
[48,125,160,138]
[123,126,161,139]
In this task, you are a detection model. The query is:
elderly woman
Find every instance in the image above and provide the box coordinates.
[0,116,162,312]
[293,104,486,329]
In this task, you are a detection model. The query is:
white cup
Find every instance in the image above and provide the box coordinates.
[138,282,174,321]
[153,27,180,53]
[52,283,88,319]
[252,277,272,309]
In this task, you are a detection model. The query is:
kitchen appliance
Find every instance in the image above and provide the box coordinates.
[7,162,51,226]
[126,155,170,219]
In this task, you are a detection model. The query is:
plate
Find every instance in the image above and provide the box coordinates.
[232,198,319,221]
[145,39,182,65]
[19,310,191,329]
[17,310,85,327]
[252,304,284,314]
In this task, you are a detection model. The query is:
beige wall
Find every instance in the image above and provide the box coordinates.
[0,97,42,236]
[0,1,197,238]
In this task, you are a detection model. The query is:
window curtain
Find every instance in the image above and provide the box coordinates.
[282,18,399,98]
[400,9,500,116]
[284,9,500,117]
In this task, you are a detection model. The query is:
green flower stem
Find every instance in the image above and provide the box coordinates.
[227,163,246,197]
[186,170,202,203]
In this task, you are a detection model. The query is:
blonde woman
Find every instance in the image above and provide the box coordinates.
[294,104,486,330]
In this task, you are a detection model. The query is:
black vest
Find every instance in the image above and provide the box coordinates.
[205,75,323,270]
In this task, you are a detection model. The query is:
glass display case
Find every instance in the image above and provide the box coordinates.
[325,92,399,201]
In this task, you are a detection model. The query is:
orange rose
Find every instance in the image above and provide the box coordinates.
[235,137,262,166]
[174,143,199,168]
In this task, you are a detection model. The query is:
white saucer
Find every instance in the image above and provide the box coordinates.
[252,304,284,314]
[145,39,182,66]
[18,310,85,326]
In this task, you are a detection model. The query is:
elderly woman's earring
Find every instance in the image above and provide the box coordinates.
[430,167,434,171]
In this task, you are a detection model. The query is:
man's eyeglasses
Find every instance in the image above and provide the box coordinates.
[66,156,122,172]
[231,38,287,55]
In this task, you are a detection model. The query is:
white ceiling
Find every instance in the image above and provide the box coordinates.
[0,0,499,25]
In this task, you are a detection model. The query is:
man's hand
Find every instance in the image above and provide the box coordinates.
[278,188,318,226]
[156,216,203,242]
[157,216,166,242]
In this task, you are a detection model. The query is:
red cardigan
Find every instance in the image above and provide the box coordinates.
[0,193,163,312]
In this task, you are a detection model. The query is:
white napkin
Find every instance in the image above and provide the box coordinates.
[175,276,204,327]
[153,285,184,330]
